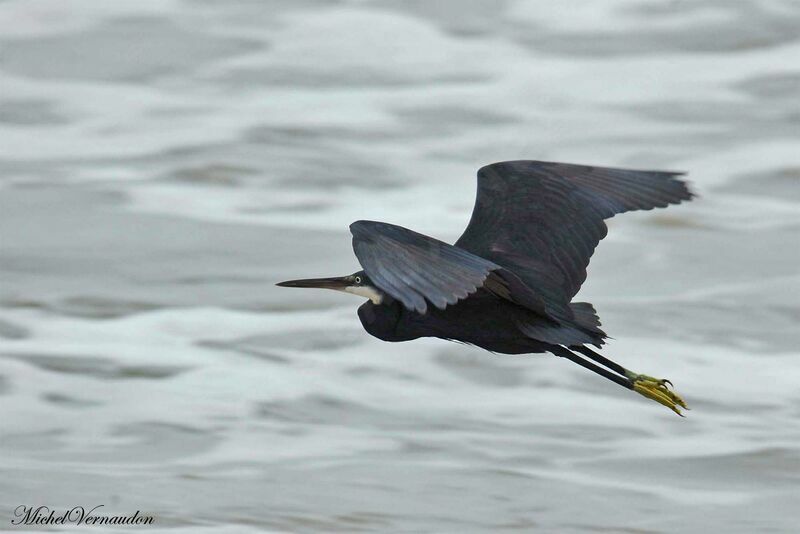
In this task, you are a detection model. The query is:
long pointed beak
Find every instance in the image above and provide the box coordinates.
[275,276,349,290]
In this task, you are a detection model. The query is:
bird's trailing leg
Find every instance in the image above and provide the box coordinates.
[573,345,688,416]
[549,345,633,390]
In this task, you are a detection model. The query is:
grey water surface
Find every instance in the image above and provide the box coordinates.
[1,1,799,532]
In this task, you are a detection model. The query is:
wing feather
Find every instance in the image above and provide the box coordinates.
[455,160,693,320]
[351,220,494,314]
[350,220,550,316]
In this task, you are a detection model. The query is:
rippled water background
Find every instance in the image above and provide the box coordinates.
[1,1,799,532]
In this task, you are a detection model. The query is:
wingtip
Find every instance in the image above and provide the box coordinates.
[678,181,698,204]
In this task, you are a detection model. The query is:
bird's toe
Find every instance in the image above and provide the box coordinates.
[627,373,688,416]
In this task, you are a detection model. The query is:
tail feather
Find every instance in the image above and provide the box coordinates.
[515,301,607,348]
[569,302,607,340]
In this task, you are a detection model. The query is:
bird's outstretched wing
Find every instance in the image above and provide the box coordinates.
[455,160,693,321]
[350,220,549,315]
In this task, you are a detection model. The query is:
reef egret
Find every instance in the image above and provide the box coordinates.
[277,161,693,415]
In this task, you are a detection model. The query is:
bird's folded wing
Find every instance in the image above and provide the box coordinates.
[350,220,549,316]
[455,160,693,321]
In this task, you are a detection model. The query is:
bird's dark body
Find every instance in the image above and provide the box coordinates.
[358,291,560,355]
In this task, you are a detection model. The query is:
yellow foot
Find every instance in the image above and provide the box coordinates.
[626,373,688,416]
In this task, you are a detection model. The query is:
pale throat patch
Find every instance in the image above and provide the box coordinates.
[343,285,383,304]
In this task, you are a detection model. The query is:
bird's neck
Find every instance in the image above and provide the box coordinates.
[344,285,384,304]
[357,299,415,342]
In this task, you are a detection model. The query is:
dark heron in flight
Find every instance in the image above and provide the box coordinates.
[278,161,693,415]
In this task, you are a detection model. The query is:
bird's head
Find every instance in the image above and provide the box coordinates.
[276,270,384,304]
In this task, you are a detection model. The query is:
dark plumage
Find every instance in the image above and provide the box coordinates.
[278,160,694,414]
